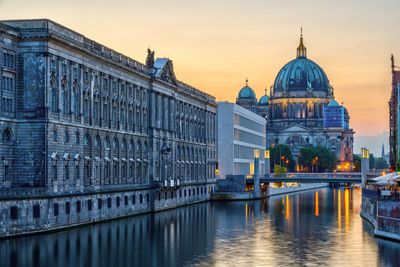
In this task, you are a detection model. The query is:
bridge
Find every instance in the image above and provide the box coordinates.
[245,172,377,184]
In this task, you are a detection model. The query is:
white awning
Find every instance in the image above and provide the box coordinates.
[113,157,119,161]
[121,158,127,162]
[104,157,111,162]
[136,159,142,162]
[129,158,135,162]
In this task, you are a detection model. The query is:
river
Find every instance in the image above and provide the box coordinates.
[1,188,399,267]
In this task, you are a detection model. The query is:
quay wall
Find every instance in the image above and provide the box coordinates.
[361,189,400,241]
[0,183,214,238]
[268,183,328,196]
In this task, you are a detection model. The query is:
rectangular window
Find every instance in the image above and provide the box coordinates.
[116,196,120,207]
[54,203,59,216]
[33,205,40,218]
[10,206,18,220]
[88,199,92,211]
[76,201,81,213]
[132,195,136,205]
[98,198,102,209]
[107,197,111,208]
[124,195,128,206]
[65,202,70,214]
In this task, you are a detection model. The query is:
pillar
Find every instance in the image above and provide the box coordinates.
[264,149,270,175]
[254,149,260,196]
[361,148,370,187]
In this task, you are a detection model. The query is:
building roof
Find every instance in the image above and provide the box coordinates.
[273,33,331,94]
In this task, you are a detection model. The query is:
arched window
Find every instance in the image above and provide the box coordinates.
[50,79,58,112]
[2,128,12,142]
[113,138,118,149]
[84,135,91,147]
[104,137,110,149]
[73,84,80,116]
[95,136,101,148]
[122,139,127,150]
[61,82,69,115]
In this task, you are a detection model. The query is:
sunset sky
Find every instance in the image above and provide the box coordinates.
[1,0,400,142]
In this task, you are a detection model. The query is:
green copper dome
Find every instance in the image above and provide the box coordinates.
[327,100,339,106]
[238,79,256,99]
[259,94,269,105]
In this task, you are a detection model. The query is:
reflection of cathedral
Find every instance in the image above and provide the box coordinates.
[236,32,354,168]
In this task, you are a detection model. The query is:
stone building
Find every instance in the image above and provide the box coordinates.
[236,32,354,169]
[0,19,217,237]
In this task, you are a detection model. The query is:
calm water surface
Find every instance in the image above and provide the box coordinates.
[1,188,400,267]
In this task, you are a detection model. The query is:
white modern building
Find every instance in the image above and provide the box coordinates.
[217,102,266,179]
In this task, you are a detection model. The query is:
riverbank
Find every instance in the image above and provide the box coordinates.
[361,188,400,242]
[0,183,215,239]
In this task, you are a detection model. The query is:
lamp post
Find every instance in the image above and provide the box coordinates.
[264,149,270,175]
[361,148,370,187]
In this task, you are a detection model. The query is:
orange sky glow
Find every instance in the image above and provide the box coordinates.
[1,0,400,137]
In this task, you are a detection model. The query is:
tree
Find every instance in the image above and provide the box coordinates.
[269,144,295,172]
[369,153,375,169]
[298,146,337,172]
[375,157,388,169]
[353,154,361,172]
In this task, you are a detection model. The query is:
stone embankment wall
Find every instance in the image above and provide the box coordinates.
[361,189,400,241]
[0,184,214,238]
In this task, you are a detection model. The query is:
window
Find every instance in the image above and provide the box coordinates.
[54,203,59,216]
[53,165,57,181]
[132,195,136,205]
[107,197,111,208]
[98,199,102,209]
[75,132,80,144]
[3,52,14,68]
[94,101,99,121]
[2,97,13,112]
[2,128,12,142]
[84,135,91,147]
[64,131,69,143]
[2,76,14,91]
[65,202,70,214]
[10,206,17,220]
[75,165,79,180]
[139,194,143,204]
[124,195,128,206]
[33,205,40,218]
[88,199,92,211]
[116,197,120,207]
[76,201,81,213]
[64,164,69,180]
[53,129,57,142]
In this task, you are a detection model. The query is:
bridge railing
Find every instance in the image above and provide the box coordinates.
[263,172,362,179]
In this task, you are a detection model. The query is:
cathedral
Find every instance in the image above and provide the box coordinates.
[236,32,354,169]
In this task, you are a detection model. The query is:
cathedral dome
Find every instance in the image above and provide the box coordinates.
[273,33,331,94]
[328,100,339,106]
[238,79,256,99]
[259,94,269,105]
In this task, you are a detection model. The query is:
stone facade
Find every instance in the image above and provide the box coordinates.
[0,19,217,237]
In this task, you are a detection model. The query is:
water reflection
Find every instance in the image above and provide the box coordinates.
[1,188,400,267]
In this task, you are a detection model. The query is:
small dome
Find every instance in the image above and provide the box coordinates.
[238,85,256,99]
[327,100,339,106]
[259,94,269,105]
